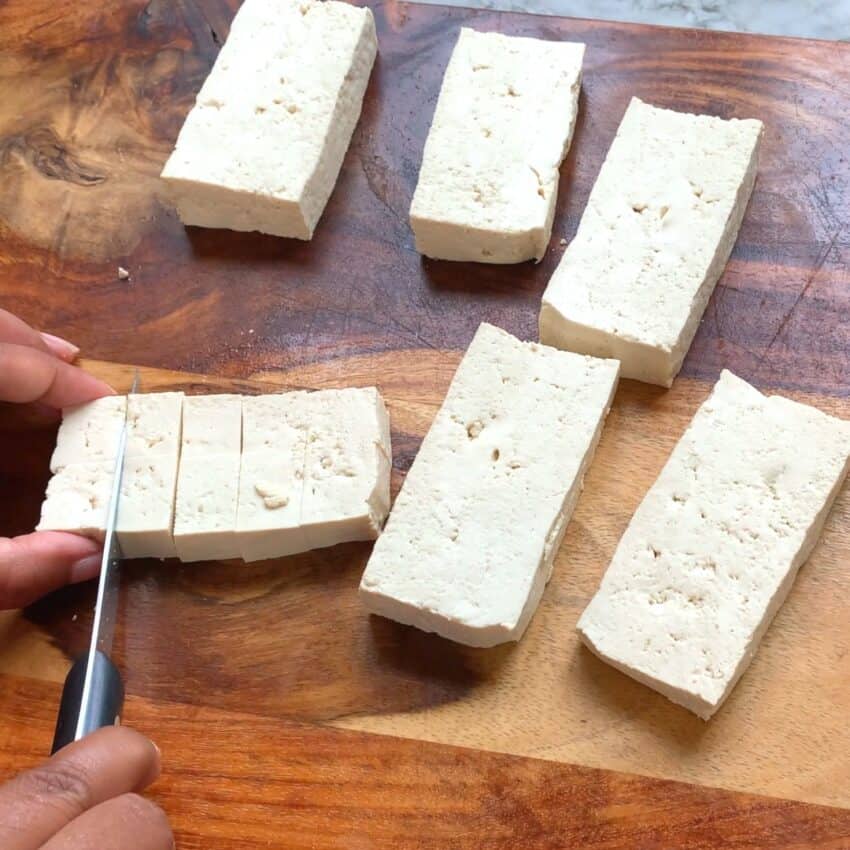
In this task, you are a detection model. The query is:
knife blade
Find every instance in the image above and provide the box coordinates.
[51,372,139,753]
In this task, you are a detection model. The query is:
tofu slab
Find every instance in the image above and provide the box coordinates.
[410,29,584,263]
[160,0,377,239]
[540,98,763,386]
[237,388,392,562]
[117,393,184,559]
[173,394,242,562]
[359,323,619,647]
[577,371,850,719]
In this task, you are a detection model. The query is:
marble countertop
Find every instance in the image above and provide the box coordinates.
[419,0,849,40]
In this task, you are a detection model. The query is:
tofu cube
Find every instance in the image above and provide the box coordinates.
[173,395,243,562]
[410,29,584,263]
[577,371,850,719]
[540,97,763,386]
[359,323,619,647]
[160,0,378,240]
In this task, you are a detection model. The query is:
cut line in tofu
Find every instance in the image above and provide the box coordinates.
[173,395,243,562]
[577,370,850,719]
[540,97,763,386]
[160,0,377,240]
[359,323,619,648]
[236,388,391,562]
[117,392,184,559]
[410,29,584,264]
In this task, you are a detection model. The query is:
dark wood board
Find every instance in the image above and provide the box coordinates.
[1,0,849,846]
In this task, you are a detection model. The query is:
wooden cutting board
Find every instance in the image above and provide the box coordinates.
[1,0,849,846]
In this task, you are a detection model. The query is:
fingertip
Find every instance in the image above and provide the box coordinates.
[69,553,103,584]
[40,332,80,362]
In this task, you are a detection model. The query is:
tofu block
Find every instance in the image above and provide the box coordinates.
[37,461,114,539]
[50,396,126,472]
[237,388,392,562]
[540,98,763,386]
[117,393,184,559]
[359,323,619,647]
[160,0,377,239]
[173,395,243,562]
[410,29,585,263]
[577,371,850,719]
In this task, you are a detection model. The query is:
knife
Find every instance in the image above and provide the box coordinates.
[51,372,138,753]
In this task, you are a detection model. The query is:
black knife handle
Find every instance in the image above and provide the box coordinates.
[51,651,124,754]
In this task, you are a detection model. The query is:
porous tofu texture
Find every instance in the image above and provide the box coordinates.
[173,394,242,562]
[359,323,619,648]
[50,396,127,472]
[37,461,115,539]
[173,453,242,562]
[237,388,391,562]
[577,371,850,719]
[540,97,763,386]
[160,0,377,239]
[117,393,184,559]
[410,28,584,263]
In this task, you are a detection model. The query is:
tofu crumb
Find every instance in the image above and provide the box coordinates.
[559,238,567,246]
[255,481,289,509]
[118,266,130,281]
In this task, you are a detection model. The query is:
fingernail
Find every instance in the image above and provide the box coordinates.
[41,332,80,361]
[69,553,102,583]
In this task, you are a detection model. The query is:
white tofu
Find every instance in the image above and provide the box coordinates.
[117,455,181,559]
[181,394,243,455]
[540,98,763,386]
[125,392,184,459]
[173,453,242,562]
[359,323,619,647]
[577,371,850,719]
[410,29,584,264]
[300,388,391,549]
[236,388,392,562]
[50,396,126,472]
[116,393,183,559]
[36,461,114,539]
[173,394,243,562]
[160,0,377,240]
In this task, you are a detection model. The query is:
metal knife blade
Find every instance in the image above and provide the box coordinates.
[51,371,138,752]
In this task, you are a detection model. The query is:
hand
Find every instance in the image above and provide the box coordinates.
[0,726,173,850]
[0,309,114,609]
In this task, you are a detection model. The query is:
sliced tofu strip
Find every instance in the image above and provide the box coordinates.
[577,371,850,719]
[410,29,584,264]
[300,387,392,550]
[540,97,763,386]
[236,388,392,563]
[160,0,377,240]
[173,395,243,562]
[359,323,619,648]
[117,392,184,559]
[40,396,128,538]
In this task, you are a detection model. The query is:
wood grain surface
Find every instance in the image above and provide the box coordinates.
[4,674,850,850]
[0,0,849,844]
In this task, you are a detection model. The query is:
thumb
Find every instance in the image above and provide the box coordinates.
[0,532,102,609]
